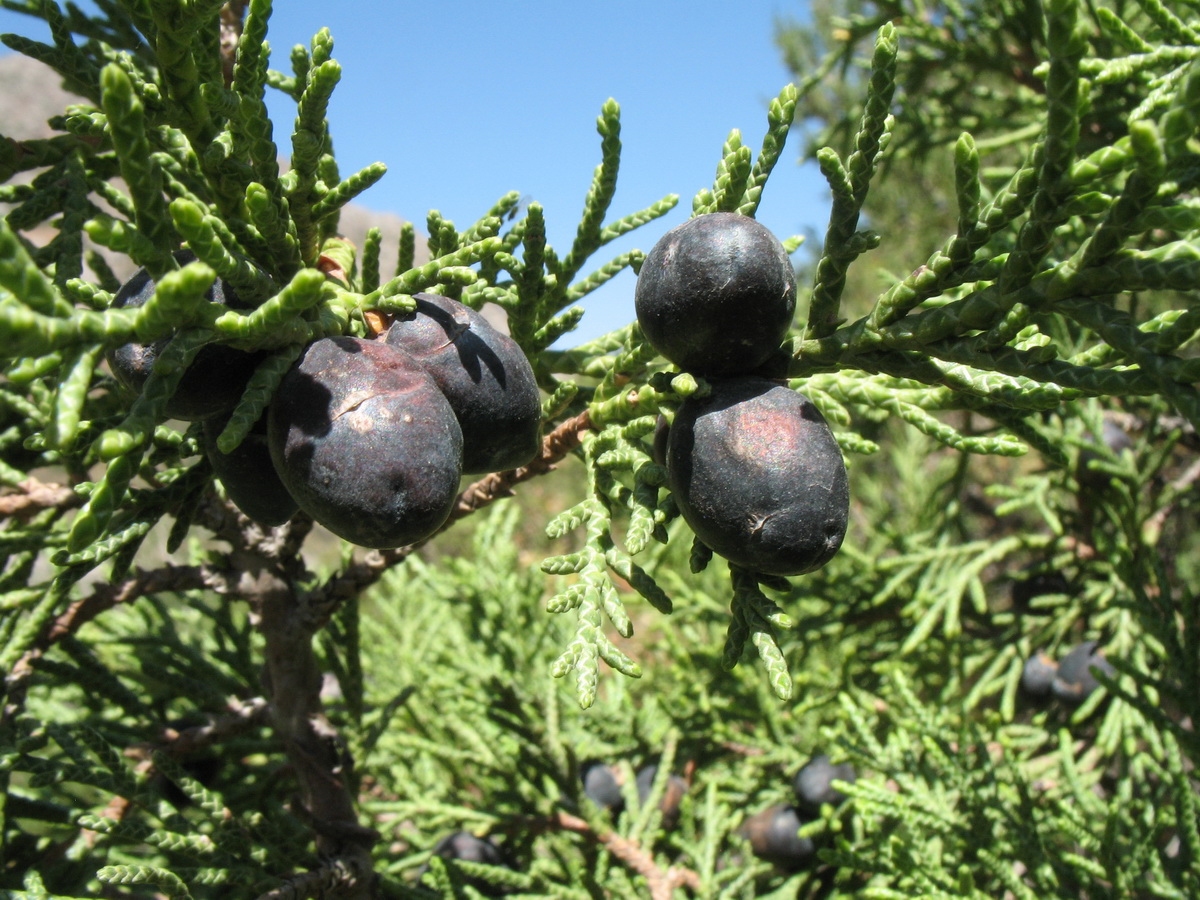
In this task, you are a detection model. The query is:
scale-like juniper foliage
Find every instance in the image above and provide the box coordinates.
[0,0,1198,897]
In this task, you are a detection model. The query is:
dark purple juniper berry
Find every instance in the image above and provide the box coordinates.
[793,754,856,813]
[667,377,848,576]
[635,212,796,376]
[268,336,462,548]
[1052,641,1115,704]
[740,803,818,870]
[385,293,541,474]
[203,412,298,527]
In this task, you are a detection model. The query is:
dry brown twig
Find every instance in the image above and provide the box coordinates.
[0,476,81,519]
[125,696,273,762]
[552,811,701,900]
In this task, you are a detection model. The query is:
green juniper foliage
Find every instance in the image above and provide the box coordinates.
[0,0,1198,897]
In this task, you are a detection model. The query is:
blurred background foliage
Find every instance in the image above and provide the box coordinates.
[2,0,1200,898]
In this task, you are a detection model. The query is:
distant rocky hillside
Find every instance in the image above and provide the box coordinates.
[0,52,79,140]
[0,52,425,281]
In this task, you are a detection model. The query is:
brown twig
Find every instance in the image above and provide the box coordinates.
[0,477,81,520]
[51,564,217,644]
[448,409,592,522]
[551,811,700,900]
[192,489,317,586]
[124,696,272,762]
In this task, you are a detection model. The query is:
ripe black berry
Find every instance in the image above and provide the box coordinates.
[666,377,849,575]
[203,414,298,527]
[430,831,505,865]
[792,755,855,812]
[635,212,796,376]
[420,832,512,897]
[267,337,462,548]
[385,293,541,473]
[740,803,817,869]
[1020,650,1058,697]
[581,759,624,812]
[1052,640,1114,704]
[635,763,687,828]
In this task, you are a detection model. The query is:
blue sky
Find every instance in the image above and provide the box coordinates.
[0,1,832,344]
